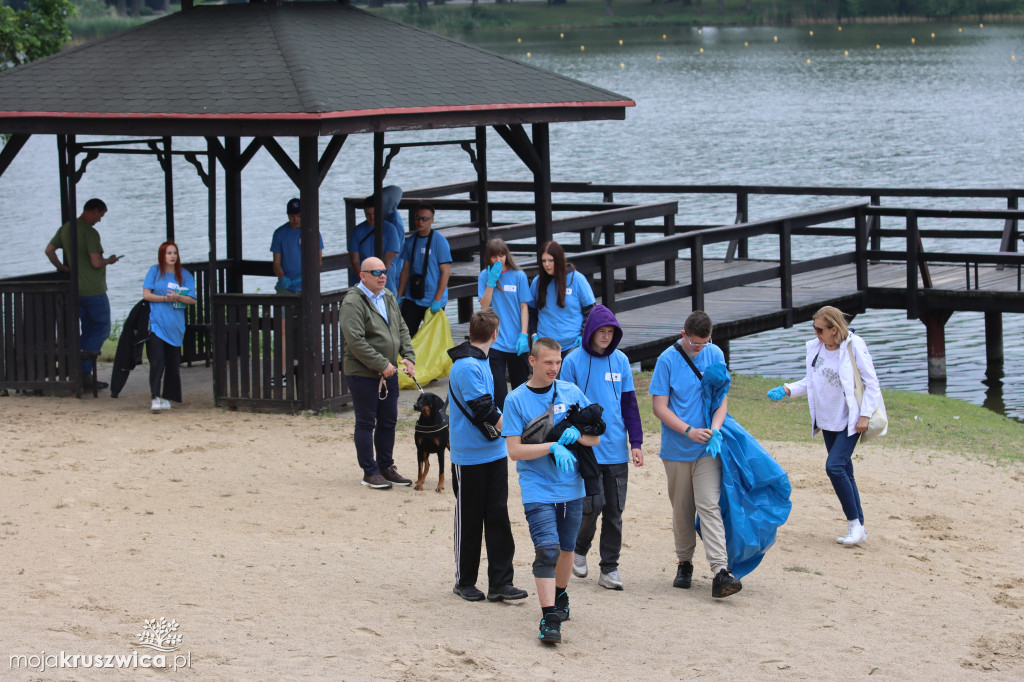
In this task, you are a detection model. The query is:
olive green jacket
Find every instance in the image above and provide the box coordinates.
[340,286,414,378]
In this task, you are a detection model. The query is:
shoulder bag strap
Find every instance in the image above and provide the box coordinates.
[414,231,434,276]
[673,342,703,380]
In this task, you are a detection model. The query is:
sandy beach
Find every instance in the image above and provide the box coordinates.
[2,365,1023,680]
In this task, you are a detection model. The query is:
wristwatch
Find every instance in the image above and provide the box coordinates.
[684,425,692,436]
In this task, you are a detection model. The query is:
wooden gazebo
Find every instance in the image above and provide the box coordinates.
[0,1,633,411]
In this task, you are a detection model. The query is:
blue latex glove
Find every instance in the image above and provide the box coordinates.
[557,425,581,446]
[549,443,577,474]
[486,261,503,288]
[767,386,787,401]
[574,335,583,348]
[280,276,297,290]
[430,300,442,314]
[396,296,404,307]
[515,332,529,355]
[705,428,723,457]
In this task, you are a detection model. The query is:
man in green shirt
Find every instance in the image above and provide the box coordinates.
[44,198,120,387]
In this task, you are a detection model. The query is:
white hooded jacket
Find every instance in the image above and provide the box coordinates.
[784,332,885,438]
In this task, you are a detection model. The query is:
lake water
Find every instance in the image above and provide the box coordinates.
[1,23,1021,418]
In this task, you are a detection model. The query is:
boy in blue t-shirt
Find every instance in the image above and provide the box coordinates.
[446,308,527,604]
[649,310,741,599]
[560,305,644,590]
[504,337,600,644]
[270,198,324,293]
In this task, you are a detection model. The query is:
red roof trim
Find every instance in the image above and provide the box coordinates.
[0,100,635,120]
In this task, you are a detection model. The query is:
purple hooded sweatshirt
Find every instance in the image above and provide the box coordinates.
[563,304,643,452]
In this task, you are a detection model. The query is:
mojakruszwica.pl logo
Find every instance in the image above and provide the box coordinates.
[8,617,192,673]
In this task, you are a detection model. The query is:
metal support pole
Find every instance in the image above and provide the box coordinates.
[224,137,243,292]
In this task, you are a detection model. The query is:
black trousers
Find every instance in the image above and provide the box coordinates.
[400,299,429,337]
[147,335,182,403]
[452,457,516,591]
[487,348,529,411]
[575,462,629,573]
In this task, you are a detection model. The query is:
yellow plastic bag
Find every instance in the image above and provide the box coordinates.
[398,311,454,390]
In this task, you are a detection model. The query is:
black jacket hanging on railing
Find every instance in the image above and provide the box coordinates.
[110,300,150,398]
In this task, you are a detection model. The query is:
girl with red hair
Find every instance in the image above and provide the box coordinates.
[142,242,196,412]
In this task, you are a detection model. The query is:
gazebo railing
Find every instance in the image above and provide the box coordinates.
[0,275,77,392]
[210,289,351,411]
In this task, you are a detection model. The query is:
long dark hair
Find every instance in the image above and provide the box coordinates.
[158,242,183,285]
[536,241,572,309]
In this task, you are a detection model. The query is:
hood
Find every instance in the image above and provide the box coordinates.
[447,340,487,362]
[580,304,622,358]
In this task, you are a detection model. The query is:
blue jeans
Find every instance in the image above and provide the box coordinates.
[79,294,111,373]
[822,429,864,525]
[523,499,583,553]
[348,374,399,476]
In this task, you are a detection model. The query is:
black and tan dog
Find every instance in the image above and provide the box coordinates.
[412,391,449,492]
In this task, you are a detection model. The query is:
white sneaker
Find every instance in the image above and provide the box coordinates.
[840,522,867,546]
[837,522,867,544]
[160,398,172,410]
[598,570,624,590]
[572,552,588,579]
[151,398,164,412]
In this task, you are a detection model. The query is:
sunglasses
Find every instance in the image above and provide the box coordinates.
[362,269,386,277]
[813,325,832,334]
[414,216,433,222]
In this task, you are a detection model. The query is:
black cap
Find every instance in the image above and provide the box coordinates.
[286,198,301,214]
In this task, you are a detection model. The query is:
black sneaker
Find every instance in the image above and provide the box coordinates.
[452,584,485,602]
[538,613,562,644]
[711,569,742,598]
[673,561,693,589]
[554,589,570,622]
[486,584,528,602]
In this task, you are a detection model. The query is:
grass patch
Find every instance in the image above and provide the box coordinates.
[633,371,1024,463]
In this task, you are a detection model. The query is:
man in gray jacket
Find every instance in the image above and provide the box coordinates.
[341,256,416,489]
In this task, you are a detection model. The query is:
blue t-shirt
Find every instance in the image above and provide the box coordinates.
[143,265,195,347]
[400,230,453,307]
[348,219,402,293]
[270,223,324,292]
[560,347,633,465]
[649,342,726,462]
[530,270,596,351]
[448,356,506,466]
[477,268,532,353]
[502,380,589,504]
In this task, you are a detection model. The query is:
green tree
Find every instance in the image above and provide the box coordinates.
[0,0,76,70]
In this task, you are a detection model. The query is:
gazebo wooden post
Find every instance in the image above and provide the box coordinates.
[372,131,385,260]
[532,123,553,246]
[206,139,220,402]
[163,136,175,242]
[57,134,81,394]
[223,136,244,293]
[475,125,489,265]
[298,136,323,411]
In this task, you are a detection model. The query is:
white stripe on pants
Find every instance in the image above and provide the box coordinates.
[663,457,728,574]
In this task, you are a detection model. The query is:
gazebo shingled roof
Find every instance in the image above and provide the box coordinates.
[0,2,633,137]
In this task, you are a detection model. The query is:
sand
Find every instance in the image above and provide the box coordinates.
[2,365,1023,680]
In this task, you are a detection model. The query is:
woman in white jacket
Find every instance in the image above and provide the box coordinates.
[767,306,884,546]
